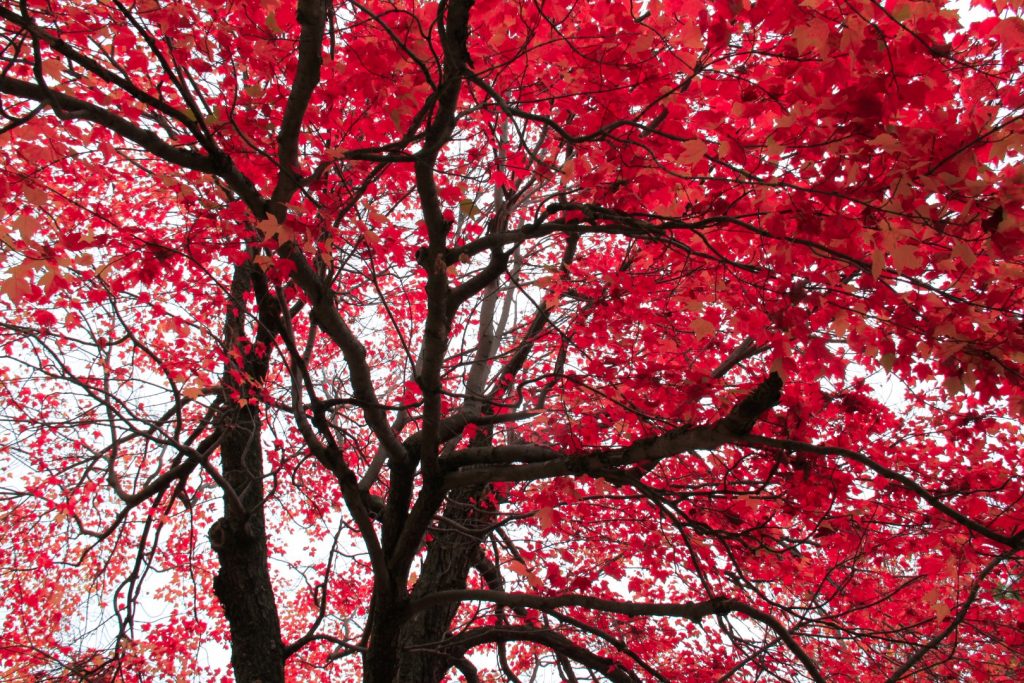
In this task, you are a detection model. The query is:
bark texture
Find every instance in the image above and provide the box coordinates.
[212,405,286,683]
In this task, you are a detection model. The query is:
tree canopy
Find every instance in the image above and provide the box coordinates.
[1,0,1023,681]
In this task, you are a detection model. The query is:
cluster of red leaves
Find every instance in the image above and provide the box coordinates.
[0,0,1022,681]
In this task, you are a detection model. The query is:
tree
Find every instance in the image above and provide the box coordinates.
[0,0,1023,680]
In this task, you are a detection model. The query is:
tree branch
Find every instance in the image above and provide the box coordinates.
[740,434,1020,548]
[271,0,327,204]
[0,75,216,173]
[443,625,641,683]
[442,373,782,488]
[414,591,825,682]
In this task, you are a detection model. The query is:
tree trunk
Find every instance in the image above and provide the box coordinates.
[394,485,492,683]
[211,404,285,683]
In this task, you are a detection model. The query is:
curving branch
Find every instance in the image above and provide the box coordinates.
[885,549,1016,682]
[443,625,642,683]
[741,434,1021,548]
[412,591,826,682]
[441,372,783,488]
[0,74,217,173]
[270,0,328,205]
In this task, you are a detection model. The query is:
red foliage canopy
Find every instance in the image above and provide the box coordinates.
[1,0,1023,681]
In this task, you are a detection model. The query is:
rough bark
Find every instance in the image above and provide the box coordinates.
[210,263,285,683]
[210,404,285,683]
[395,485,493,682]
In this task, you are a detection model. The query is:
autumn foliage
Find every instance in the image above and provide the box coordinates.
[1,0,1023,680]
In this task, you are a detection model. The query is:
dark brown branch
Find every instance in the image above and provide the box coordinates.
[443,625,641,683]
[740,435,1020,548]
[442,373,782,487]
[411,0,476,477]
[719,371,782,435]
[402,410,538,455]
[282,244,408,465]
[414,591,825,682]
[384,0,478,584]
[452,657,481,683]
[0,75,216,172]
[271,0,327,204]
[711,337,770,379]
[885,550,1014,682]
[0,6,196,127]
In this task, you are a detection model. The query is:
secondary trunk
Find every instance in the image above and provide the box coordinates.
[394,485,493,683]
[211,404,285,683]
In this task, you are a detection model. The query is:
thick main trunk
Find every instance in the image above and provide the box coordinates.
[362,582,406,683]
[211,405,285,683]
[393,485,492,683]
